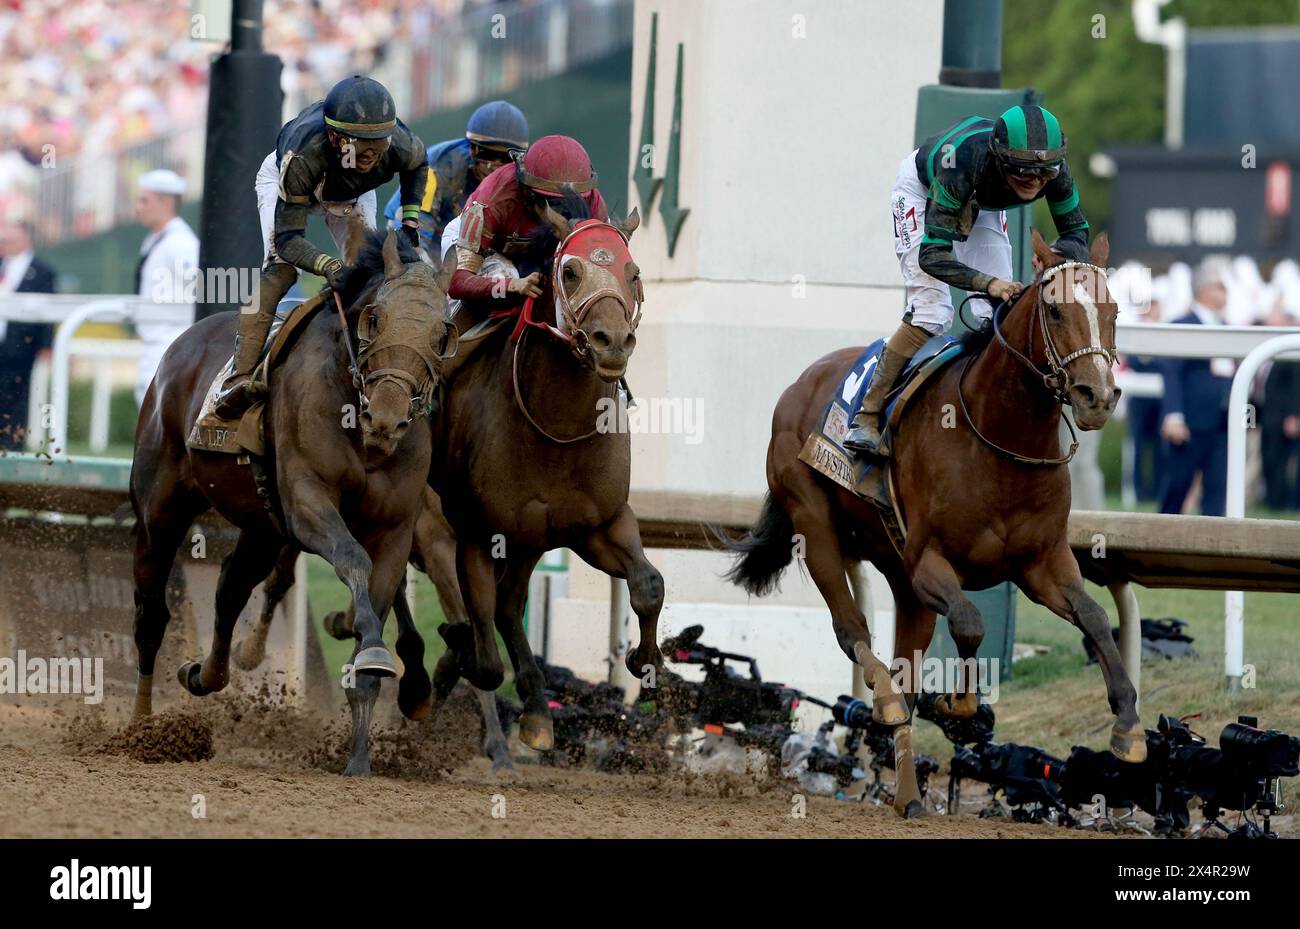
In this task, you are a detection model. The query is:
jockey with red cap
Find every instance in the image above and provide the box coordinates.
[447,134,608,316]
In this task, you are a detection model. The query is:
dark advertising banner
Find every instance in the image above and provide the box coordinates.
[1108,147,1299,266]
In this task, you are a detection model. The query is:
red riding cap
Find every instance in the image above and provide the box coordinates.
[514,135,597,198]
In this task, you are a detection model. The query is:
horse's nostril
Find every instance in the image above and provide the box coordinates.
[1074,385,1096,404]
[591,330,612,349]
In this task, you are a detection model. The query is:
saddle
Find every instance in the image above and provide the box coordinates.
[797,334,972,553]
[186,291,331,457]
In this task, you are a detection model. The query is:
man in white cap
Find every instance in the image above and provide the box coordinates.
[133,168,199,408]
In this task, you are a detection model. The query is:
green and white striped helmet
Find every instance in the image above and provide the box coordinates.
[991,104,1067,177]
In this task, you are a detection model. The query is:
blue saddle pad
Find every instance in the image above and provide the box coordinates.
[797,334,964,504]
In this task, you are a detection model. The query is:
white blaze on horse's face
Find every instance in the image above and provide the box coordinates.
[1056,267,1120,431]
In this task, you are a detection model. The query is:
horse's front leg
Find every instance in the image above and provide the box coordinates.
[908,545,985,720]
[1020,543,1145,762]
[338,522,414,777]
[232,543,301,671]
[573,503,665,677]
[282,479,396,677]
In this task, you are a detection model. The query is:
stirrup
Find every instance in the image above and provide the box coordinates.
[213,377,264,419]
[843,414,886,457]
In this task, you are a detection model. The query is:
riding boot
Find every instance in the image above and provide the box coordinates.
[213,263,296,419]
[842,347,910,457]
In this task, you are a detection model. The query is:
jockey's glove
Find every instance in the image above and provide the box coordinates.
[321,257,348,291]
[398,223,421,250]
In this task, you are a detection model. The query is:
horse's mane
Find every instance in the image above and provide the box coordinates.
[336,228,422,305]
[519,192,593,272]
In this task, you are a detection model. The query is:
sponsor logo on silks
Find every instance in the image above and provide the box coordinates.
[49,859,151,909]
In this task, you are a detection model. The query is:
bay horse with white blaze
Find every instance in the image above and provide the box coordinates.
[725,231,1142,816]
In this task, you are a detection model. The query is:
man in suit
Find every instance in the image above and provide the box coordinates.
[0,222,57,450]
[1258,296,1300,511]
[1159,261,1234,516]
[1127,295,1167,502]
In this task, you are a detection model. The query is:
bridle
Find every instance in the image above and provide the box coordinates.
[509,219,643,444]
[956,260,1116,467]
[333,274,456,425]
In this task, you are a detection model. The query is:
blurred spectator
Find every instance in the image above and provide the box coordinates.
[0,222,56,450]
[1257,295,1300,511]
[1159,261,1234,517]
[133,169,197,409]
[1126,294,1166,503]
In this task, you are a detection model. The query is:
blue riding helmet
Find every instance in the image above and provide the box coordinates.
[465,100,529,150]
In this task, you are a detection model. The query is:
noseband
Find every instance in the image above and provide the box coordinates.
[957,260,1116,467]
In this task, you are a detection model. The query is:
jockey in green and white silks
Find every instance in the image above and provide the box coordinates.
[843,103,1090,458]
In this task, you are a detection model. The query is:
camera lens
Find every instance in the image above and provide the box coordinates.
[832,695,872,729]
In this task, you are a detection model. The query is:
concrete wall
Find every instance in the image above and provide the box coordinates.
[550,0,944,704]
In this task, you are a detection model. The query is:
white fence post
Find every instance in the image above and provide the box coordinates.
[1223,332,1300,690]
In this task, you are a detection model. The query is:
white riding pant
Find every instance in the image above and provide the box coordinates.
[255,151,377,269]
[891,151,1012,335]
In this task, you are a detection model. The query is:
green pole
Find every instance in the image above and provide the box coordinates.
[940,0,1003,88]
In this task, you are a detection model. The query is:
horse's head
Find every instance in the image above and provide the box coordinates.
[1022,229,1120,431]
[346,230,455,459]
[537,203,643,382]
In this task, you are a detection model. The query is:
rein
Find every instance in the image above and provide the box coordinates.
[956,260,1115,467]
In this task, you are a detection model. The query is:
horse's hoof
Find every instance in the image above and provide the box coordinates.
[231,637,265,671]
[1110,722,1147,763]
[353,645,397,678]
[323,611,354,641]
[398,684,433,721]
[177,661,206,696]
[342,757,372,778]
[933,693,977,720]
[438,621,473,653]
[897,799,927,819]
[872,690,910,726]
[518,712,554,752]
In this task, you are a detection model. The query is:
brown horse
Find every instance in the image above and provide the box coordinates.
[724,231,1142,816]
[428,204,663,750]
[130,230,451,776]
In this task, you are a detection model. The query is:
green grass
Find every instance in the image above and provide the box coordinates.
[912,584,1300,761]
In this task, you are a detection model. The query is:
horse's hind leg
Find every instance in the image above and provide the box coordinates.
[411,488,511,768]
[232,543,300,671]
[391,573,433,721]
[1020,543,1145,763]
[490,552,549,751]
[179,529,282,697]
[573,503,665,676]
[441,540,505,691]
[777,474,907,725]
[907,546,986,721]
[132,484,206,718]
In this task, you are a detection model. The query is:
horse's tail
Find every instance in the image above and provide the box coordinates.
[717,492,795,598]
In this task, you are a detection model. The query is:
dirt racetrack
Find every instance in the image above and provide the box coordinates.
[0,690,1123,840]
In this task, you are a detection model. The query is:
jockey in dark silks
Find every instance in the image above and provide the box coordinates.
[381,100,530,257]
[214,75,428,419]
[843,103,1091,458]
[446,134,608,318]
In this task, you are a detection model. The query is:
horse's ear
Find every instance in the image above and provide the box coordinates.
[1030,227,1060,269]
[1089,230,1110,268]
[619,207,640,240]
[433,249,454,295]
[382,229,404,281]
[540,200,571,240]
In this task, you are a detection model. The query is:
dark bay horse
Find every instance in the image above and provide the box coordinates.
[130,230,452,775]
[725,231,1142,816]
[429,204,664,750]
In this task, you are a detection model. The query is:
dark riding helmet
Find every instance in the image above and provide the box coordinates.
[323,75,398,140]
[991,104,1067,178]
[466,100,529,151]
[512,135,597,199]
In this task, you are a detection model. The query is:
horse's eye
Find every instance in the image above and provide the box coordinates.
[1048,303,1062,320]
[563,263,579,282]
[369,313,379,332]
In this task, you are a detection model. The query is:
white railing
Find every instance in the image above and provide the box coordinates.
[0,294,191,454]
